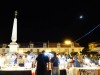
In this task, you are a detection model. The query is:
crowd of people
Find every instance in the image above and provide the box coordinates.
[0,53,37,68]
[0,51,100,75]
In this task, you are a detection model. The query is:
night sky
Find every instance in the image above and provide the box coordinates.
[0,1,100,47]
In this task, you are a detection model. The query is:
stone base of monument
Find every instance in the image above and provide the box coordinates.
[8,42,19,53]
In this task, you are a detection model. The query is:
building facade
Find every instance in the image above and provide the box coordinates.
[0,42,84,54]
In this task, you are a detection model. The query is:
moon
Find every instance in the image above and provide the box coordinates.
[79,15,83,19]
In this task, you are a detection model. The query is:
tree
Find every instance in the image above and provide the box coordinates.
[80,47,89,54]
[70,52,78,57]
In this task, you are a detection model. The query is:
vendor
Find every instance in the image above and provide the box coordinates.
[18,55,24,67]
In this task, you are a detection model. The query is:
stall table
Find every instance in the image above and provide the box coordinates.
[68,67,100,75]
[0,70,32,75]
[0,68,67,75]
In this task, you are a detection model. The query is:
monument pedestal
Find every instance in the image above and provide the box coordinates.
[8,42,19,53]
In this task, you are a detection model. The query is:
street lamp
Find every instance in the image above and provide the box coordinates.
[64,40,72,55]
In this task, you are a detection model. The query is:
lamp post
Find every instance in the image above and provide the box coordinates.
[64,40,72,55]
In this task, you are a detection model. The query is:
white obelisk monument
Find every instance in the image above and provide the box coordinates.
[8,11,19,53]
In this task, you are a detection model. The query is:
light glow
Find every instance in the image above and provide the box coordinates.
[18,49,23,54]
[65,40,71,45]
